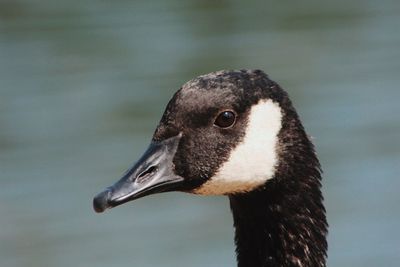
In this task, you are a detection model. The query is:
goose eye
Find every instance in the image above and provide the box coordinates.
[214,111,236,128]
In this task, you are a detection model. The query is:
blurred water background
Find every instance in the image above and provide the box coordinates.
[1,0,399,266]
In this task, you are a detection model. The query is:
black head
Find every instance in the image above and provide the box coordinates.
[93,69,300,212]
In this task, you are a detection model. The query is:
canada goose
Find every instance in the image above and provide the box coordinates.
[93,69,328,267]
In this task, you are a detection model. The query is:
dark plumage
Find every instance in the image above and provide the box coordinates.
[93,69,328,267]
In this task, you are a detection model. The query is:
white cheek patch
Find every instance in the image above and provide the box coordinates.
[193,99,282,195]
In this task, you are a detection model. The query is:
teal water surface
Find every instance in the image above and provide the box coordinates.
[1,1,399,266]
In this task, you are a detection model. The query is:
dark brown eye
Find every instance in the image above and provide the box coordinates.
[214,111,236,128]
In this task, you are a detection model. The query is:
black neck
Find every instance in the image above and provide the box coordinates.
[229,172,327,267]
[227,89,328,267]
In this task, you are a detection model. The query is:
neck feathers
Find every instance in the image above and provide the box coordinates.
[229,176,327,267]
[229,107,328,267]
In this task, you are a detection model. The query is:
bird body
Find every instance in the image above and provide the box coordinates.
[93,70,328,267]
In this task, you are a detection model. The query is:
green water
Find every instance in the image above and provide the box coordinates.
[1,1,399,266]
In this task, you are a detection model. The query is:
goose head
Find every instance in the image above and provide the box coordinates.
[93,70,290,211]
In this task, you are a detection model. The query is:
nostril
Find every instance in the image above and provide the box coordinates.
[136,166,158,183]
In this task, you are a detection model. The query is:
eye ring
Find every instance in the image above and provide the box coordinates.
[214,110,236,128]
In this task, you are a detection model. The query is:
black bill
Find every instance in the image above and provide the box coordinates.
[93,134,184,213]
